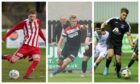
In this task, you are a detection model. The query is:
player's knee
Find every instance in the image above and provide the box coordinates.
[108,56,112,60]
[108,53,114,57]
[33,54,40,61]
[83,56,89,61]
[10,56,19,63]
[57,60,63,65]
[108,50,114,57]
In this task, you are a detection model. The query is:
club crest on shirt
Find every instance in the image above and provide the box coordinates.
[121,24,125,29]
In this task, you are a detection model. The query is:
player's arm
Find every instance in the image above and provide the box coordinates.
[38,20,46,43]
[57,36,65,56]
[39,27,46,43]
[127,32,134,48]
[85,37,91,45]
[126,22,134,48]
[101,22,108,31]
[101,17,114,31]
[2,21,24,42]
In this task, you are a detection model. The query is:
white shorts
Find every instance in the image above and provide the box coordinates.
[94,45,107,58]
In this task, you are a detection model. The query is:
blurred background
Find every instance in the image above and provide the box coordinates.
[2,2,46,28]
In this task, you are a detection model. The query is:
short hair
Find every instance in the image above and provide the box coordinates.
[28,9,37,15]
[120,8,129,14]
[69,15,77,20]
[95,23,101,28]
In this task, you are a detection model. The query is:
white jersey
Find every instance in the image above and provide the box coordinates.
[94,31,109,58]
[94,31,109,47]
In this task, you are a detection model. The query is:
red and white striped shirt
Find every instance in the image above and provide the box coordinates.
[3,18,46,48]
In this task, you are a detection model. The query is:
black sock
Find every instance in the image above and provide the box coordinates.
[82,61,87,73]
[106,58,112,68]
[116,63,121,74]
[128,59,135,68]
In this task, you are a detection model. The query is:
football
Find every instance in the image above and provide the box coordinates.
[9,69,20,80]
[120,68,131,79]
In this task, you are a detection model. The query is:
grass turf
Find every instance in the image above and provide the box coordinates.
[94,53,138,82]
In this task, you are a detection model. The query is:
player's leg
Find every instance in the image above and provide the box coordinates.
[114,46,122,78]
[128,45,138,68]
[128,52,137,68]
[23,54,40,79]
[94,51,106,70]
[2,54,20,63]
[2,45,27,63]
[23,47,40,79]
[51,57,72,77]
[81,43,92,77]
[104,49,114,76]
[115,54,121,78]
[81,56,90,77]
[57,55,64,66]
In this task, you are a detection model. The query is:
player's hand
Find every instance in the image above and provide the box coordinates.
[57,47,62,56]
[51,42,57,46]
[131,42,134,49]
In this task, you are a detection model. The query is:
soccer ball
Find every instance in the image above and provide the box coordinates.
[120,68,131,79]
[9,70,20,80]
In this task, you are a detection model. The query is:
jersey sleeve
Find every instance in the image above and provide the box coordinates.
[2,20,25,41]
[62,27,68,37]
[126,22,131,33]
[105,17,115,25]
[38,20,46,42]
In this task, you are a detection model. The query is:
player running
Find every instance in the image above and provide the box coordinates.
[2,9,46,79]
[101,8,134,78]
[81,26,92,77]
[50,15,84,77]
[94,23,109,70]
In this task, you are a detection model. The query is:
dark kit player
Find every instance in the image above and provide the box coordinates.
[50,15,84,77]
[2,9,46,79]
[101,8,134,78]
[81,26,92,77]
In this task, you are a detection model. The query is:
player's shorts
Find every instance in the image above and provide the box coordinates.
[14,44,40,60]
[94,45,107,58]
[83,43,92,57]
[61,44,80,61]
[107,42,122,56]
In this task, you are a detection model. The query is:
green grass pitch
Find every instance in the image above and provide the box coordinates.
[94,53,138,82]
[2,41,46,82]
[48,71,92,82]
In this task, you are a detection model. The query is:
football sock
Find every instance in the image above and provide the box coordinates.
[128,59,135,68]
[106,58,112,68]
[24,60,39,78]
[2,55,12,61]
[94,62,100,70]
[116,63,121,74]
[52,66,65,75]
[82,61,87,73]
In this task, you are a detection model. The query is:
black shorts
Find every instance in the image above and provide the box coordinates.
[61,45,80,61]
[107,43,122,56]
[83,43,92,57]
